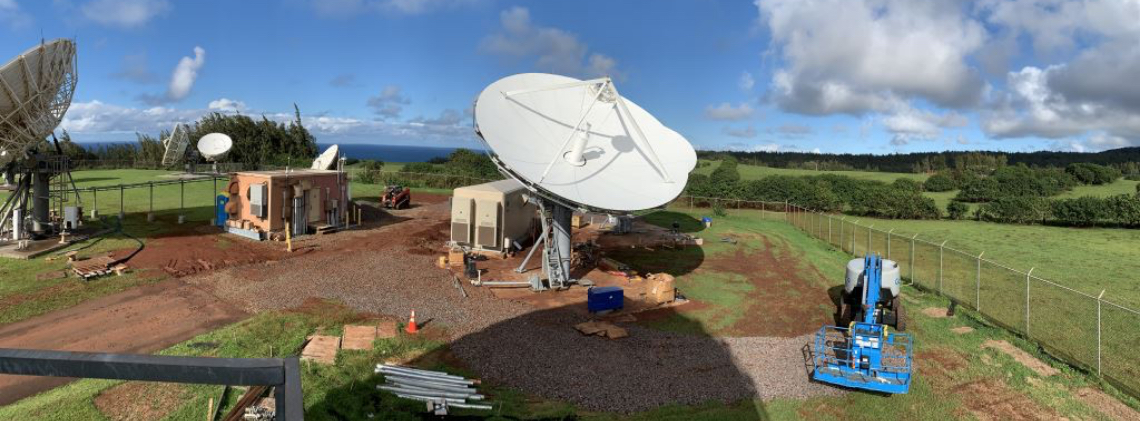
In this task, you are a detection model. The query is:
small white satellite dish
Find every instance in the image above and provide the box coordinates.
[474,73,696,213]
[197,133,233,161]
[473,73,696,289]
[311,144,339,170]
[161,123,190,167]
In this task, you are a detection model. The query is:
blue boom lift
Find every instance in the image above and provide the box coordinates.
[811,254,913,394]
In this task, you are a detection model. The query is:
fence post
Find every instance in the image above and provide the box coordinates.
[886,229,894,260]
[1025,267,1035,337]
[784,200,789,223]
[939,240,948,294]
[851,220,859,255]
[828,215,832,244]
[760,201,764,217]
[689,196,693,209]
[910,233,918,283]
[976,251,984,311]
[1097,289,1105,377]
[839,217,846,251]
[92,189,98,219]
[148,182,154,222]
[178,179,185,224]
[119,184,125,220]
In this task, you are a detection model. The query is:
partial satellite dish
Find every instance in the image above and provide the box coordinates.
[197,133,233,161]
[161,123,190,167]
[474,73,696,213]
[0,39,77,166]
[311,144,339,170]
[473,73,696,289]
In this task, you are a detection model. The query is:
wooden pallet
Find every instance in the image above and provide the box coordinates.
[313,224,339,236]
[71,256,117,279]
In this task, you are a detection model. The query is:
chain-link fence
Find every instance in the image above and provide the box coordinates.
[54,176,232,223]
[671,195,1140,399]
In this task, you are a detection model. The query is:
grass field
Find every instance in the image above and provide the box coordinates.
[4,210,1134,420]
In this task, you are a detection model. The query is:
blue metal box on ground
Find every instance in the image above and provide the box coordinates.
[587,286,624,313]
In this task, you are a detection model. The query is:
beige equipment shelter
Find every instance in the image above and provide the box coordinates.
[451,179,537,253]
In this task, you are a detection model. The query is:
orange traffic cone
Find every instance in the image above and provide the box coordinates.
[405,309,418,334]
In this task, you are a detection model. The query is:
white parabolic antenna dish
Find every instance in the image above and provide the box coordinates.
[197,133,232,161]
[311,144,339,170]
[474,73,697,212]
[0,39,78,165]
[161,123,190,166]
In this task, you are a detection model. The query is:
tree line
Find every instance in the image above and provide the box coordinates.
[54,106,318,169]
[700,148,1140,175]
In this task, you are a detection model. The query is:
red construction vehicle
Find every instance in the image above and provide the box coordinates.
[381,185,411,209]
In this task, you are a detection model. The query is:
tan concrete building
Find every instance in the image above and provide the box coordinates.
[224,169,347,239]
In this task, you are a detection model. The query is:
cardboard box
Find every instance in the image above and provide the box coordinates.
[448,249,465,267]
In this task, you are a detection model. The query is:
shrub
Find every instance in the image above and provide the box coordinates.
[947,201,969,220]
[709,157,741,185]
[893,178,923,192]
[976,197,1050,224]
[356,160,384,184]
[712,200,727,217]
[923,173,957,192]
[1066,163,1122,185]
[1107,194,1140,226]
[955,165,1077,202]
[1050,196,1108,226]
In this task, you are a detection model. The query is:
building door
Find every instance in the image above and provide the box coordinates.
[307,189,321,223]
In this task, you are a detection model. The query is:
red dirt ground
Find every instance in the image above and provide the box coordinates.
[0,279,246,405]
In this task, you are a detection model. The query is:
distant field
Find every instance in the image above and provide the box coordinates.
[698,160,1140,213]
[694,159,927,183]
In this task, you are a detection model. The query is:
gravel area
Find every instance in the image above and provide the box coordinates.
[451,307,841,413]
[191,244,531,338]
[189,202,842,413]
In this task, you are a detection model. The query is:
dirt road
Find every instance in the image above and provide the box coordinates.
[0,279,246,405]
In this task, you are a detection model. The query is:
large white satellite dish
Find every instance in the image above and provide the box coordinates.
[197,133,232,161]
[475,73,696,212]
[311,144,339,170]
[473,73,696,288]
[0,39,77,166]
[161,123,190,167]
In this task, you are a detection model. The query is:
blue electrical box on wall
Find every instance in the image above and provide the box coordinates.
[587,286,624,313]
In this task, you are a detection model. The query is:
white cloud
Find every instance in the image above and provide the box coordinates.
[207,98,246,113]
[329,74,357,87]
[722,141,820,153]
[480,6,622,79]
[81,0,170,28]
[881,107,968,140]
[168,46,205,101]
[366,85,411,120]
[738,71,755,91]
[757,0,986,114]
[704,102,754,121]
[0,0,32,30]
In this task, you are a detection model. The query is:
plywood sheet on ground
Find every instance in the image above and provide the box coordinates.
[376,321,398,339]
[342,325,377,350]
[301,335,340,364]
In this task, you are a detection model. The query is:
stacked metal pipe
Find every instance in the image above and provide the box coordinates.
[375,364,493,415]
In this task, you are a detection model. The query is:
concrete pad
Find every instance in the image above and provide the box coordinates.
[301,335,340,364]
[342,325,377,350]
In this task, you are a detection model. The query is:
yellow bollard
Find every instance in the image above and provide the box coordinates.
[285,220,293,253]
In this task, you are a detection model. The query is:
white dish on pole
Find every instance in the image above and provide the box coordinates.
[311,144,339,170]
[0,39,77,165]
[161,123,190,166]
[197,133,233,161]
[474,73,696,212]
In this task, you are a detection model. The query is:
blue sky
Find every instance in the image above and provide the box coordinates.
[1,0,1138,154]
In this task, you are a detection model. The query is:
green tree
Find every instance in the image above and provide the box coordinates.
[947,201,969,220]
[923,173,956,192]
